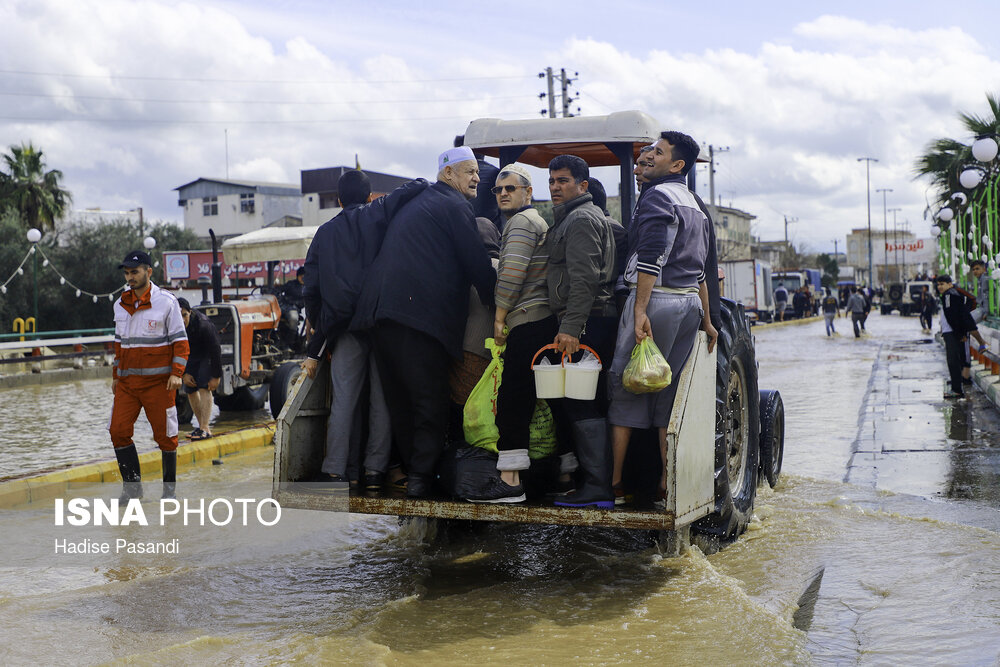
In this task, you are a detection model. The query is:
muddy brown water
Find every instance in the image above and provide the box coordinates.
[2,313,999,665]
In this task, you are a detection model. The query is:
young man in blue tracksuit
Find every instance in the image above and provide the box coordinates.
[607,130,719,506]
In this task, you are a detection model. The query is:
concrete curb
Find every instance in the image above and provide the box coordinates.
[753,315,823,330]
[970,321,1000,411]
[0,423,276,509]
[0,365,112,390]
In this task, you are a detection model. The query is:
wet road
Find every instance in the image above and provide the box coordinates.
[2,312,1000,665]
[0,378,270,480]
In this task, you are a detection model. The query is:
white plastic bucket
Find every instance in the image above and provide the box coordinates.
[532,364,565,398]
[564,363,600,400]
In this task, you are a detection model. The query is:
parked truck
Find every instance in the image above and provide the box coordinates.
[721,259,774,323]
[771,268,823,318]
[270,112,786,554]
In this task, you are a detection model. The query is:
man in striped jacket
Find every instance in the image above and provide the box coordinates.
[465,164,552,503]
[109,250,189,501]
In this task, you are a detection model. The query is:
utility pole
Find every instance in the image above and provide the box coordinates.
[832,238,839,260]
[538,67,579,117]
[707,145,730,208]
[138,206,144,238]
[888,207,902,281]
[858,157,878,286]
[783,215,798,246]
[876,187,892,286]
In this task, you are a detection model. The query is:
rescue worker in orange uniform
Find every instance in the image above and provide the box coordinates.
[109,250,189,501]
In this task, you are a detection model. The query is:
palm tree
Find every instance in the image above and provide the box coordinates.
[913,93,1000,208]
[0,142,72,231]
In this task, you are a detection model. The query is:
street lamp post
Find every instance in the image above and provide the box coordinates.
[26,228,41,328]
[875,188,893,286]
[858,157,879,286]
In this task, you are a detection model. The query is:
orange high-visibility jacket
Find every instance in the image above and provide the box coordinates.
[112,283,189,380]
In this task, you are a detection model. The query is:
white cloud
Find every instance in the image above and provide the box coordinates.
[2,2,999,257]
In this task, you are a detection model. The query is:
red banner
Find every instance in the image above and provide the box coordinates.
[885,240,924,252]
[162,251,304,282]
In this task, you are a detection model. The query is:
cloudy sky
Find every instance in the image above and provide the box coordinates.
[3,0,1000,253]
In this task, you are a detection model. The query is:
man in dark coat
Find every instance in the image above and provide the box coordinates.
[936,274,988,398]
[178,298,221,440]
[353,146,496,498]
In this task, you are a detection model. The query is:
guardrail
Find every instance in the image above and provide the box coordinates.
[0,327,113,342]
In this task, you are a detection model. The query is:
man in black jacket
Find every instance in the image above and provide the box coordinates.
[936,274,989,398]
[354,146,496,498]
[177,298,222,439]
[300,171,397,492]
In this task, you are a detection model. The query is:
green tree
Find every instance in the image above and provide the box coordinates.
[817,252,839,288]
[0,217,200,332]
[0,143,72,232]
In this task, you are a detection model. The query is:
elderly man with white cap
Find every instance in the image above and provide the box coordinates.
[463,163,556,503]
[353,146,496,499]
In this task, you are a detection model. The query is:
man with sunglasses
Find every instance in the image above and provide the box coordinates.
[466,164,554,503]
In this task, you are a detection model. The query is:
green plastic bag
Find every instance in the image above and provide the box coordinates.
[622,336,672,394]
[463,338,504,453]
[528,400,556,459]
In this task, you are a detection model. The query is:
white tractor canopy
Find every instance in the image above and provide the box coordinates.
[220,226,319,265]
[463,110,667,168]
[463,111,707,228]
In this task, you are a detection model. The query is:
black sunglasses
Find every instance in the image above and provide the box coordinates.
[491,184,528,195]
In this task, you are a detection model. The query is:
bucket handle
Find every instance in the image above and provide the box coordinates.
[565,344,601,367]
[530,343,564,370]
[530,343,602,370]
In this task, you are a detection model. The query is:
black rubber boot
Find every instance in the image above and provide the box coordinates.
[554,418,614,509]
[114,444,143,503]
[162,450,177,500]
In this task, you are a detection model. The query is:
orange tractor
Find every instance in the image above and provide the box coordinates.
[175,228,312,423]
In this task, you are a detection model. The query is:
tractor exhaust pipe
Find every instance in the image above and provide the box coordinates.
[209,228,223,304]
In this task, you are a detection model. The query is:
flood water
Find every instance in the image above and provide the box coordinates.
[2,313,1000,665]
[0,378,270,480]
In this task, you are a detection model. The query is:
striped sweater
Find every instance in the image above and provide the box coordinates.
[112,283,189,380]
[495,206,551,331]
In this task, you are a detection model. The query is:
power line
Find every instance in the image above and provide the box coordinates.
[0,90,535,106]
[0,112,541,125]
[0,68,533,85]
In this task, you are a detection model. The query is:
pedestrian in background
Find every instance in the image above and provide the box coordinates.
[919,285,935,334]
[936,274,989,399]
[846,286,867,338]
[970,260,990,323]
[774,282,788,321]
[177,298,221,440]
[822,288,840,336]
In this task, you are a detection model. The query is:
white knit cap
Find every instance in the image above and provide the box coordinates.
[438,146,476,172]
[497,163,532,184]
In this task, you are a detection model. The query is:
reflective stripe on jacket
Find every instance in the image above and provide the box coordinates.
[113,283,189,380]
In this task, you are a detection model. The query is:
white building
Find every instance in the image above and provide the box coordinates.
[174,178,302,241]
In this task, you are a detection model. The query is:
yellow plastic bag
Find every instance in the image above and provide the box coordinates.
[463,338,504,453]
[622,337,672,394]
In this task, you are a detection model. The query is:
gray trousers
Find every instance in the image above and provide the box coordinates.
[824,313,836,335]
[608,291,702,429]
[321,332,391,478]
